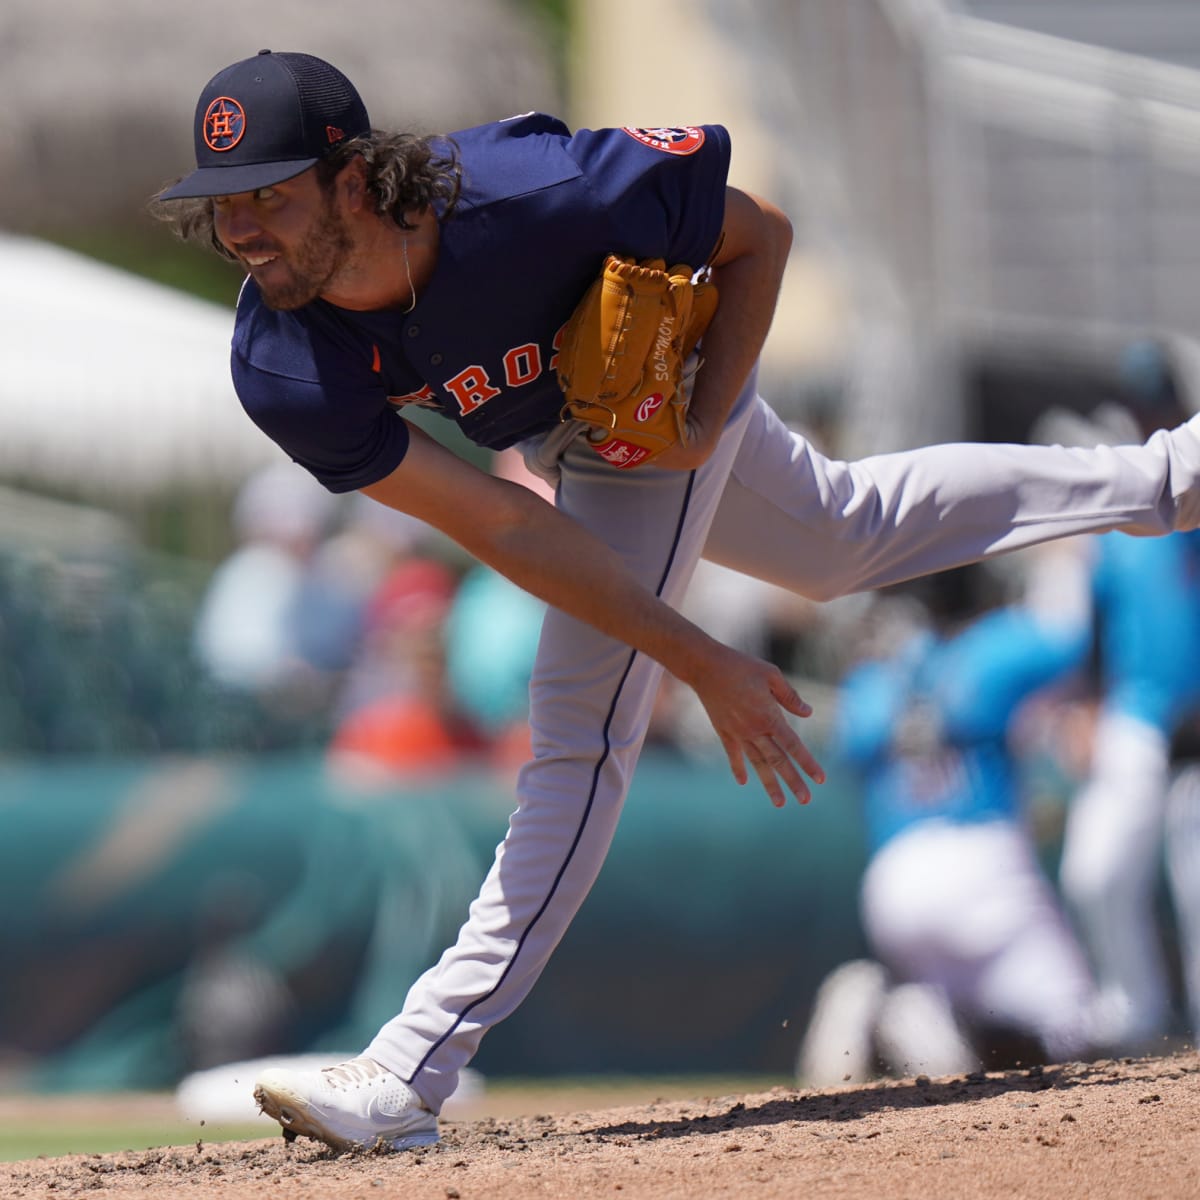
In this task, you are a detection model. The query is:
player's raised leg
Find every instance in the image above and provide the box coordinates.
[703,398,1200,599]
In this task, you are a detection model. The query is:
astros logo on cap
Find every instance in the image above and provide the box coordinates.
[203,97,247,152]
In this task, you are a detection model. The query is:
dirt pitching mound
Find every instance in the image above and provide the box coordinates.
[4,1053,1199,1199]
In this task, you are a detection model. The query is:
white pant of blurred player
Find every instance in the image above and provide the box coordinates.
[1059,710,1172,1054]
[799,820,1097,1085]
[1164,762,1200,1044]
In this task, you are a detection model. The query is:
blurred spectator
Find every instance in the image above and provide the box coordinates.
[798,553,1098,1085]
[1057,341,1200,1055]
[443,566,544,768]
[295,493,449,682]
[328,558,490,783]
[193,461,338,693]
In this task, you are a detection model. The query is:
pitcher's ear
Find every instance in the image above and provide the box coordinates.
[337,154,369,210]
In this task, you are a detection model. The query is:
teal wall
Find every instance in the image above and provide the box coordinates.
[1,748,867,1090]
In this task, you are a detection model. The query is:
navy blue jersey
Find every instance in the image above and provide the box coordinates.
[231,115,731,492]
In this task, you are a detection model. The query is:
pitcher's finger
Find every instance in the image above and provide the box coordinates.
[769,673,813,719]
[720,733,749,787]
[776,725,825,785]
[752,737,812,806]
[745,743,786,808]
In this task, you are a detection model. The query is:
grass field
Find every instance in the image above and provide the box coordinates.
[0,1074,789,1163]
[0,1119,270,1162]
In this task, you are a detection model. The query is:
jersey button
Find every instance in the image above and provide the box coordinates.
[430,353,443,365]
[406,324,420,337]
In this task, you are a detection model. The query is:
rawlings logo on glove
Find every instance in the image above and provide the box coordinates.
[636,393,666,422]
[556,255,718,469]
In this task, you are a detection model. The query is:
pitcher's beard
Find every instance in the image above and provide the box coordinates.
[255,203,354,311]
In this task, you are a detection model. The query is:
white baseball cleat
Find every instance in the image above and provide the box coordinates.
[254,1056,439,1152]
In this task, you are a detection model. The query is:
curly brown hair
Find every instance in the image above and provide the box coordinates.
[149,130,462,261]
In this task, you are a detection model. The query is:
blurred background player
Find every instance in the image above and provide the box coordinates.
[1163,729,1200,1047]
[1057,342,1200,1055]
[798,552,1099,1084]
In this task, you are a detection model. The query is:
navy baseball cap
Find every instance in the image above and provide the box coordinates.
[160,50,371,199]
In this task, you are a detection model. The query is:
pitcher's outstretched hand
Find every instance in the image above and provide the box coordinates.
[689,644,825,807]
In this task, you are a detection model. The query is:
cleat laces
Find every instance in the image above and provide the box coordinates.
[321,1057,389,1089]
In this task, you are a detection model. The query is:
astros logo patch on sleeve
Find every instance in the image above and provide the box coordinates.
[622,127,706,155]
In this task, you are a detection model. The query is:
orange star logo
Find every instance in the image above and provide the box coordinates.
[203,97,247,152]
